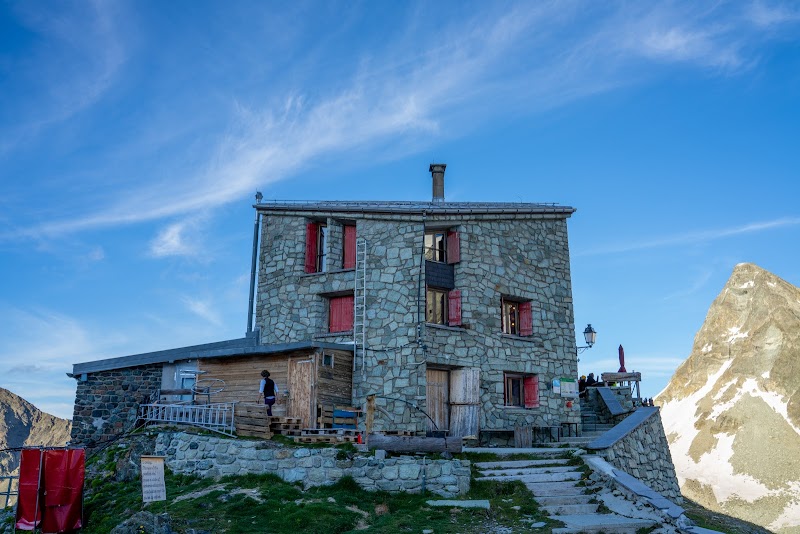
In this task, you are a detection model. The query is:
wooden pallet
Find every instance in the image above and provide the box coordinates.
[302,428,359,436]
[271,429,302,436]
[293,435,358,444]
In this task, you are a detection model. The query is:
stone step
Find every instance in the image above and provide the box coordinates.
[550,514,657,534]
[462,447,580,456]
[473,458,570,469]
[525,481,586,496]
[542,503,599,515]
[477,465,578,477]
[535,494,594,506]
[478,471,582,483]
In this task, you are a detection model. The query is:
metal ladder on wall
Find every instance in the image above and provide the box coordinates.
[353,238,368,381]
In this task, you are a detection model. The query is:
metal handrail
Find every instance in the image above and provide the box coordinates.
[139,402,236,437]
[1,475,17,509]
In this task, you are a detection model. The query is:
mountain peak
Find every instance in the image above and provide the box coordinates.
[657,265,800,532]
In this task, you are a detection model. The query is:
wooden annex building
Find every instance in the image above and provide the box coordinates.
[68,336,355,444]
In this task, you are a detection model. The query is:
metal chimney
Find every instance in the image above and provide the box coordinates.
[429,163,446,202]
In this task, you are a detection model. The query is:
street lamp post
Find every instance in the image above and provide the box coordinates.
[577,324,596,354]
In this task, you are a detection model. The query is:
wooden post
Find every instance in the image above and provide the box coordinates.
[514,425,532,448]
[365,395,375,449]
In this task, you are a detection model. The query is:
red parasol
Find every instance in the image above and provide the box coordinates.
[618,344,627,373]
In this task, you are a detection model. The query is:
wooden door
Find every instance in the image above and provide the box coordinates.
[288,358,315,428]
[426,369,450,435]
[449,368,480,437]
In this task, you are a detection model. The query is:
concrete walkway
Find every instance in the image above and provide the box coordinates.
[473,448,659,534]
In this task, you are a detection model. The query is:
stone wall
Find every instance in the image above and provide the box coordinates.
[587,407,682,503]
[255,210,577,434]
[155,432,470,497]
[71,365,162,445]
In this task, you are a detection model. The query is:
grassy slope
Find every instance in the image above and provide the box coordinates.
[1,442,769,534]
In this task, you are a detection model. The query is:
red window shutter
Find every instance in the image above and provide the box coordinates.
[305,223,318,273]
[446,230,460,264]
[343,225,356,269]
[524,376,540,408]
[330,295,354,332]
[448,290,462,326]
[519,301,532,336]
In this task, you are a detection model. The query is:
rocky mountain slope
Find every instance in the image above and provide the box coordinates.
[657,263,800,534]
[0,387,72,475]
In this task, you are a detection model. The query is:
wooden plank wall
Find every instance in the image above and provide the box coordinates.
[316,349,354,407]
[197,350,310,417]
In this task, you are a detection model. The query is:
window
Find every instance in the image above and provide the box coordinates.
[504,373,539,408]
[305,222,328,273]
[322,353,334,367]
[343,225,356,269]
[329,294,354,332]
[425,231,447,262]
[426,287,448,325]
[424,229,460,264]
[426,287,462,326]
[501,298,532,336]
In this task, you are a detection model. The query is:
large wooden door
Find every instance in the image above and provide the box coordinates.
[426,369,450,435]
[449,368,480,437]
[288,358,315,428]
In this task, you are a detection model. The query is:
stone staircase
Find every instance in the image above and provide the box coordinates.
[474,449,659,533]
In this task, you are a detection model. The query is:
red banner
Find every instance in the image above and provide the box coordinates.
[15,448,85,533]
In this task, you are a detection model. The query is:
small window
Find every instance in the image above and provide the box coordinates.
[501,298,520,335]
[501,298,532,336]
[425,231,447,262]
[424,229,460,264]
[322,353,334,367]
[305,222,328,273]
[504,373,539,408]
[426,287,449,325]
[329,294,354,332]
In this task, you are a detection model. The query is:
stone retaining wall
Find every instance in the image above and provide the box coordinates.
[71,365,162,445]
[587,407,682,502]
[155,432,470,498]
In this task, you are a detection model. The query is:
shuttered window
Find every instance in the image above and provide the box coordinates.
[448,290,462,326]
[305,222,327,273]
[502,298,533,336]
[329,294,354,332]
[305,223,318,273]
[504,373,540,408]
[523,375,540,408]
[446,231,460,264]
[343,225,356,269]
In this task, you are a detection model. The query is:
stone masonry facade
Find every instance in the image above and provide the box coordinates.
[70,365,162,445]
[256,209,577,434]
[156,432,471,498]
[591,408,682,502]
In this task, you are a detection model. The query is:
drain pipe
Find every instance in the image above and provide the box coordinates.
[247,191,263,334]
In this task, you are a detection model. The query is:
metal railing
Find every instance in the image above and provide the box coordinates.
[1,475,17,509]
[139,402,236,437]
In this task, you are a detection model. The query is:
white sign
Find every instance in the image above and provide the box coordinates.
[552,379,561,394]
[560,378,578,398]
[141,456,167,503]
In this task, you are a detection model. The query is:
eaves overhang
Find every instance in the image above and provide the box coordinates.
[69,338,354,377]
[254,200,576,217]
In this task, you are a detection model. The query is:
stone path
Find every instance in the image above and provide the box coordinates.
[474,450,660,534]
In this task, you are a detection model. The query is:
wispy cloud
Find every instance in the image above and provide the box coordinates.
[577,217,800,257]
[149,218,208,258]
[181,297,222,326]
[0,1,126,152]
[3,2,798,242]
[663,270,714,301]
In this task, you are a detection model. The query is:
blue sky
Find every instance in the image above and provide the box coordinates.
[1,1,799,419]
